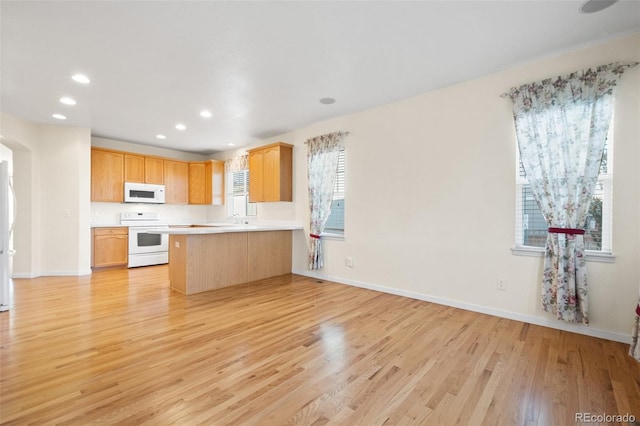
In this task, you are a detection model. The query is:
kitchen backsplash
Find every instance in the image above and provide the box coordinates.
[90,202,215,225]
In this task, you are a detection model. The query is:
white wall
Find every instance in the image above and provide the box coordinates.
[39,125,92,275]
[91,136,210,162]
[0,113,93,276]
[91,202,210,227]
[1,113,41,276]
[228,33,639,341]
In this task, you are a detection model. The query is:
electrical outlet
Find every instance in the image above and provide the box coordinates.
[496,279,506,291]
[345,257,354,267]
[175,241,180,248]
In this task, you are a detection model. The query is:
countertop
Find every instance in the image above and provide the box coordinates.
[146,223,303,235]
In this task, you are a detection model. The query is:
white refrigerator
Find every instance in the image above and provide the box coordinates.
[0,160,14,312]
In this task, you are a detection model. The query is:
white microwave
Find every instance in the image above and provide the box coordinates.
[124,182,166,204]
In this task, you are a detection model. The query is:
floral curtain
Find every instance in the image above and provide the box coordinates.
[506,62,635,324]
[307,131,348,270]
[631,299,640,362]
[224,154,248,173]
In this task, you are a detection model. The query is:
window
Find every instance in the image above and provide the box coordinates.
[226,169,256,217]
[323,147,345,236]
[515,126,612,254]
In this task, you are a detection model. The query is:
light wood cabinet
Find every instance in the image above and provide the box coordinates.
[248,149,264,202]
[91,149,124,202]
[92,227,128,268]
[189,160,225,205]
[164,160,189,204]
[93,147,223,205]
[124,154,164,184]
[189,162,207,204]
[144,157,164,184]
[124,154,145,182]
[206,160,225,205]
[247,142,293,202]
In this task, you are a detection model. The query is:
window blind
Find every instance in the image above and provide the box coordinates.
[333,148,345,199]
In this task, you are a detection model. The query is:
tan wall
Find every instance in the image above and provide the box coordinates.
[252,33,640,340]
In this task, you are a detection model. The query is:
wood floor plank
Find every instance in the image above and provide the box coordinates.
[1,266,639,425]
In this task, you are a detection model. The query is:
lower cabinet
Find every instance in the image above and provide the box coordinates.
[93,227,128,268]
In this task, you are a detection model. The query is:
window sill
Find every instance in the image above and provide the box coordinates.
[511,246,615,263]
[320,232,344,241]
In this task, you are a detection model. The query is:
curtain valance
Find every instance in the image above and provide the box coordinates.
[224,154,248,173]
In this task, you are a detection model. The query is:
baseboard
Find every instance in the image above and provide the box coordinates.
[43,269,93,277]
[292,269,631,344]
[12,272,39,279]
[12,269,92,279]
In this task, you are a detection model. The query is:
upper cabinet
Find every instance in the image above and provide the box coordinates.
[164,160,189,204]
[248,142,293,202]
[189,160,225,205]
[91,148,124,202]
[145,157,164,184]
[124,154,144,182]
[124,154,164,184]
[188,162,206,204]
[91,147,223,205]
[206,160,225,205]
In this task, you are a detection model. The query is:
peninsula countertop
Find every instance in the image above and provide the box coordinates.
[147,222,303,235]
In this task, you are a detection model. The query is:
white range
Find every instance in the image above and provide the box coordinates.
[120,212,169,268]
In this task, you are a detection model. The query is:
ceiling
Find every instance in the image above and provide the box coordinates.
[1,1,639,155]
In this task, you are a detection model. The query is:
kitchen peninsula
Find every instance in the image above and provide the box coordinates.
[150,224,302,295]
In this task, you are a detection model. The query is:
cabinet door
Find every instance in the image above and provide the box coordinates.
[189,162,206,204]
[264,145,292,202]
[248,150,264,202]
[247,143,292,203]
[91,149,124,202]
[93,228,128,267]
[145,157,164,184]
[263,146,282,202]
[164,160,189,204]
[207,160,225,205]
[279,145,293,202]
[124,154,145,183]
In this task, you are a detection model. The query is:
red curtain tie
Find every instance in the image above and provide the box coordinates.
[310,234,321,239]
[548,227,585,235]
[636,303,640,317]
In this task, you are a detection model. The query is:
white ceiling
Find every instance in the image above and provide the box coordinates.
[1,1,639,154]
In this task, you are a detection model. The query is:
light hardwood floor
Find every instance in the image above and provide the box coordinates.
[1,266,639,425]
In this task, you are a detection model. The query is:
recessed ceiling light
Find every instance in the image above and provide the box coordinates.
[319,97,336,105]
[156,134,167,139]
[60,97,76,106]
[227,143,235,146]
[52,113,66,120]
[200,110,212,118]
[580,0,617,13]
[71,74,90,84]
[175,123,186,130]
